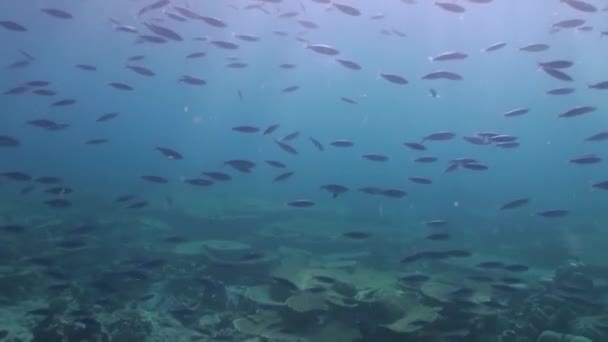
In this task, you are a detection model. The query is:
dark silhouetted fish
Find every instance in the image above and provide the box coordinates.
[426,233,450,241]
[310,137,324,151]
[562,0,597,12]
[127,201,148,209]
[287,199,315,207]
[155,146,183,159]
[570,154,601,164]
[409,177,432,184]
[179,75,206,85]
[141,175,169,184]
[0,20,27,32]
[403,142,426,150]
[273,172,294,182]
[539,60,574,69]
[500,198,529,210]
[144,22,182,41]
[380,189,407,198]
[414,156,438,163]
[51,99,76,107]
[211,40,239,49]
[75,64,96,71]
[307,44,339,55]
[41,8,73,19]
[504,108,529,117]
[203,172,231,181]
[541,67,573,81]
[333,3,361,16]
[588,81,608,90]
[233,34,259,42]
[281,131,300,142]
[138,0,170,17]
[45,199,72,208]
[430,51,468,61]
[232,125,260,133]
[336,59,361,70]
[108,82,133,91]
[282,85,300,93]
[591,180,608,190]
[184,178,214,186]
[0,135,20,147]
[200,16,227,28]
[343,231,371,239]
[361,154,389,162]
[330,139,354,147]
[1,171,32,181]
[263,124,279,135]
[380,73,408,85]
[274,140,298,154]
[520,43,550,52]
[1,224,25,233]
[96,112,119,122]
[504,264,529,272]
[85,138,109,145]
[422,71,463,80]
[4,86,28,95]
[558,105,596,118]
[546,87,575,95]
[435,2,466,12]
[482,42,507,52]
[265,160,286,168]
[585,131,608,142]
[126,65,155,76]
[537,209,569,218]
[225,160,255,173]
[321,184,349,198]
[298,20,319,29]
[186,52,206,59]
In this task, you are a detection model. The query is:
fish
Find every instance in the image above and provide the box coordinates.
[273,172,294,182]
[126,65,155,76]
[282,85,300,93]
[274,140,298,154]
[96,112,119,122]
[430,51,468,61]
[108,82,133,91]
[539,60,574,69]
[569,154,601,164]
[333,3,361,16]
[336,59,361,70]
[310,137,324,151]
[320,184,349,198]
[233,34,259,42]
[263,124,279,135]
[265,160,286,168]
[200,16,227,28]
[552,19,585,29]
[422,71,463,80]
[179,75,206,85]
[546,87,575,95]
[591,181,608,190]
[211,40,239,49]
[414,156,438,163]
[537,209,569,218]
[330,139,354,147]
[202,172,231,181]
[361,154,389,162]
[403,142,426,150]
[0,135,20,147]
[186,52,206,59]
[343,231,371,239]
[380,73,408,85]
[585,131,608,142]
[426,233,450,241]
[41,8,73,19]
[541,67,573,81]
[155,146,183,159]
[434,2,466,12]
[141,175,169,184]
[287,200,315,207]
[588,81,608,90]
[45,187,73,195]
[408,177,432,185]
[51,99,76,107]
[500,198,530,210]
[75,64,96,71]
[482,42,507,52]
[561,0,597,12]
[519,43,550,52]
[232,126,260,133]
[558,106,596,118]
[307,44,339,55]
[85,138,108,145]
[138,0,170,17]
[184,178,214,186]
[225,160,255,173]
[0,20,27,32]
[504,108,529,117]
[45,199,72,208]
[423,131,455,141]
[281,131,300,142]
[127,201,148,209]
[380,189,407,198]
[143,22,182,41]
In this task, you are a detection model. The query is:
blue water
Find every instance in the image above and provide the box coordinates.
[1,0,608,341]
